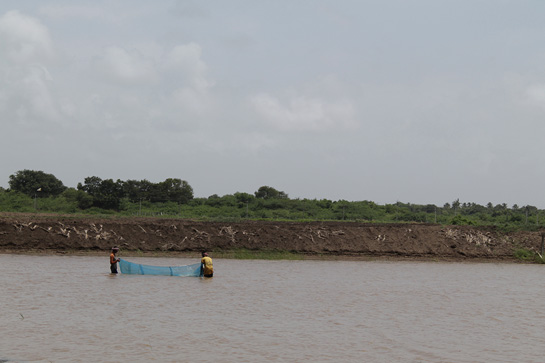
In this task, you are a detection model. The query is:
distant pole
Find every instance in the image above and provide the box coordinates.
[541,233,545,256]
[34,187,42,210]
[139,198,142,216]
[434,207,437,223]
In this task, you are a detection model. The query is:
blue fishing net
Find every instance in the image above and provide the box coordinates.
[119,259,202,277]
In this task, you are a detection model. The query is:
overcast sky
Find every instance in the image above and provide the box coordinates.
[2,0,545,207]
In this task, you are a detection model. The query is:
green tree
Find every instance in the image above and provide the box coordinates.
[316,199,332,209]
[161,178,193,204]
[60,187,92,209]
[452,199,461,215]
[9,170,67,197]
[255,186,288,199]
[205,194,222,207]
[123,179,145,202]
[148,183,167,203]
[77,176,102,196]
[78,177,124,210]
[136,179,154,201]
[234,192,254,204]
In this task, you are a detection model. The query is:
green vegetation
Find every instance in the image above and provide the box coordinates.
[514,248,534,260]
[9,170,67,198]
[215,249,303,260]
[514,248,545,263]
[2,170,545,231]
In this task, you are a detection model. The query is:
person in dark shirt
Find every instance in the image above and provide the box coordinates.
[110,247,120,273]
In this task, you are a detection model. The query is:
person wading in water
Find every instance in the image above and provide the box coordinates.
[200,252,213,277]
[110,247,121,273]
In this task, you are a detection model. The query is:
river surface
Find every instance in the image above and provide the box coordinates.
[1,254,544,362]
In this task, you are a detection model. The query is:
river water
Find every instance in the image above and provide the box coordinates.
[1,254,544,362]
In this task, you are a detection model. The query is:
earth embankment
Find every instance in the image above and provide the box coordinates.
[1,213,543,261]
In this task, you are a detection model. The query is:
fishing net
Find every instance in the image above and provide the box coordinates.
[119,259,202,277]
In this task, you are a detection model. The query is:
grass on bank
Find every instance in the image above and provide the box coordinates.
[514,248,545,263]
[213,248,303,260]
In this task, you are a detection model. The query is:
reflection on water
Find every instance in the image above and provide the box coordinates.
[1,254,544,362]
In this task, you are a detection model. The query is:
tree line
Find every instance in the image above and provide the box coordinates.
[6,169,194,210]
[1,169,543,230]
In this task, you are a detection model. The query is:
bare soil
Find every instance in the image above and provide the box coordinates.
[0,212,543,262]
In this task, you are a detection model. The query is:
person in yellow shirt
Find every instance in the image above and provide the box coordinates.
[201,252,213,277]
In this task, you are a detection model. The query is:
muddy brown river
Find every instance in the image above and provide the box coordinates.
[1,254,544,362]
